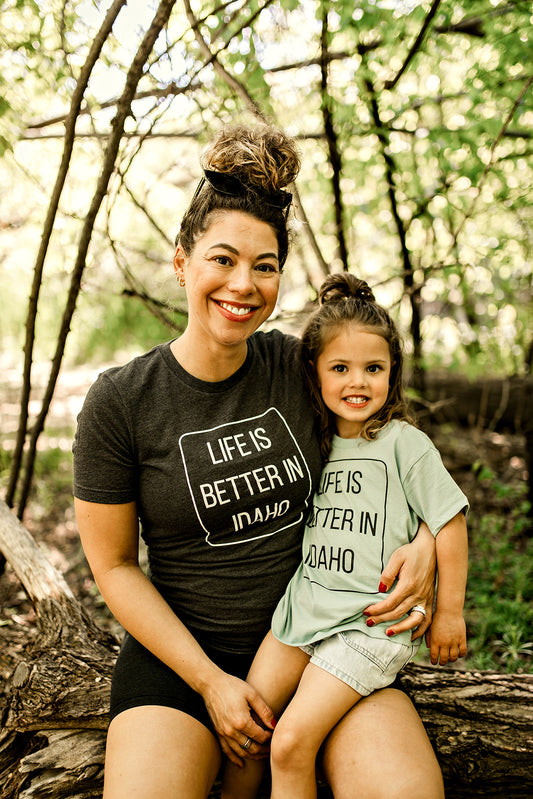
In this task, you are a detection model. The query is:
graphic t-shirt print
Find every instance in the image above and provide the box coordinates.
[179,408,313,546]
[304,457,388,592]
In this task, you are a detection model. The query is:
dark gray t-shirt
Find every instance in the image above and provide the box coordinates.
[73,330,322,654]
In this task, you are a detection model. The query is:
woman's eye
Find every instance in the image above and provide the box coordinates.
[256,263,278,274]
[214,255,232,266]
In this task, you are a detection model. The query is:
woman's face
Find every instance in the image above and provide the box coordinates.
[174,211,281,356]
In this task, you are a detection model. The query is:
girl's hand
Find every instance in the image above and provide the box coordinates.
[363,523,436,640]
[426,611,467,666]
[202,670,276,767]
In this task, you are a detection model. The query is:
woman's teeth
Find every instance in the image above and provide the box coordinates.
[219,301,253,316]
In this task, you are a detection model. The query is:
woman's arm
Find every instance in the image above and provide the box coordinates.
[363,522,436,639]
[75,499,276,765]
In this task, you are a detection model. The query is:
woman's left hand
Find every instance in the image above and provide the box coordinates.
[363,522,436,640]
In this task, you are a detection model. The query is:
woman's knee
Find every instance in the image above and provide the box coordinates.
[104,705,221,798]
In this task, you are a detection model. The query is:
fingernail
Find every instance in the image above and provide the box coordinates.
[363,610,371,617]
[366,619,375,627]
[379,582,388,593]
[386,629,395,637]
[271,718,277,728]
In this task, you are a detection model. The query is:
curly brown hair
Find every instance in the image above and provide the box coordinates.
[176,124,300,269]
[301,272,414,461]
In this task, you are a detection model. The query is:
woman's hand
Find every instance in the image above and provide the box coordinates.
[202,669,276,767]
[363,522,436,640]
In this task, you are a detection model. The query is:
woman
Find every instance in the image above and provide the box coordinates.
[73,123,443,798]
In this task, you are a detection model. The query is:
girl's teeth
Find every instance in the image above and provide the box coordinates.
[219,302,252,316]
[346,397,368,404]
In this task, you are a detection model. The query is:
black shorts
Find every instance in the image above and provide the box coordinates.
[110,632,255,732]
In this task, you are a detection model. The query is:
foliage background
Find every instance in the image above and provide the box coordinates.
[0,0,532,672]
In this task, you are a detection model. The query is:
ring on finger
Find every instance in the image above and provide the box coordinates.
[241,737,253,751]
[410,604,426,617]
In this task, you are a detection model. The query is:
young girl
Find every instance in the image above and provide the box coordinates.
[222,272,468,799]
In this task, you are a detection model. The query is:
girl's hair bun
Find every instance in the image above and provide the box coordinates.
[201,123,301,192]
[319,273,376,306]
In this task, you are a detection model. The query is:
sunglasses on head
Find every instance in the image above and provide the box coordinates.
[193,168,292,210]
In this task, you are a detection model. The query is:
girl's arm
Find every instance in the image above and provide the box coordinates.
[363,522,436,639]
[75,498,276,765]
[426,511,468,665]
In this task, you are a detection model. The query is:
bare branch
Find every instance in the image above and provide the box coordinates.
[6,0,128,512]
[15,0,178,518]
[385,0,442,91]
[319,7,348,270]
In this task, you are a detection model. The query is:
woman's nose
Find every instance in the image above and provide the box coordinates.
[227,264,255,294]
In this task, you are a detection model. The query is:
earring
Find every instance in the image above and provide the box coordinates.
[178,276,185,287]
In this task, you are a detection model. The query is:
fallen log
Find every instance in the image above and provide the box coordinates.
[1,499,532,798]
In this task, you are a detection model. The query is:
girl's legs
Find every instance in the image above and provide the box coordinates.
[269,663,362,799]
[221,631,311,799]
[320,687,445,799]
[103,705,221,799]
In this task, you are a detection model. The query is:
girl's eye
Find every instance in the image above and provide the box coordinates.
[333,364,347,373]
[367,364,382,373]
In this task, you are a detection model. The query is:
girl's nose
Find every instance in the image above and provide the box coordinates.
[350,370,367,388]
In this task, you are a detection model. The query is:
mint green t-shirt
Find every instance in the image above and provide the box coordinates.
[271,420,468,648]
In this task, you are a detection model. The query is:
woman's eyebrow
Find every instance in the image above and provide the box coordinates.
[206,243,279,261]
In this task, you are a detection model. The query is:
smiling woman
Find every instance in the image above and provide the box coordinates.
[73,123,442,799]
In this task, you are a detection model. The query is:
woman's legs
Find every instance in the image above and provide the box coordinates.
[321,687,445,799]
[103,705,222,799]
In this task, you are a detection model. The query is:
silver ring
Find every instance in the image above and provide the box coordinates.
[242,737,252,751]
[410,604,426,617]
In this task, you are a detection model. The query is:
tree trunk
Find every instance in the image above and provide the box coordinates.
[1,499,532,798]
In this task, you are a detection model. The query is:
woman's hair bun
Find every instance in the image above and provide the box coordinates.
[319,273,376,306]
[201,124,301,192]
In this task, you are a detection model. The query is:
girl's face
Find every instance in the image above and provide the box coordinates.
[315,324,392,438]
[174,211,280,357]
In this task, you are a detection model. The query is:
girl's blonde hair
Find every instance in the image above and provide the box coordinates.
[177,124,300,269]
[301,272,414,460]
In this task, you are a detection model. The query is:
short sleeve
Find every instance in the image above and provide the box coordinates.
[73,372,137,504]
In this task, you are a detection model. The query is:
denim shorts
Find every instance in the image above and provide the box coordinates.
[301,630,417,696]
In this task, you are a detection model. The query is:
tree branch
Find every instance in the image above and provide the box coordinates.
[319,7,348,270]
[385,0,442,91]
[14,0,178,518]
[5,0,128,514]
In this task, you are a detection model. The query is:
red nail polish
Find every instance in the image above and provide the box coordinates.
[366,619,375,627]
[379,582,388,593]
[271,718,277,728]
[363,610,371,617]
[386,629,395,637]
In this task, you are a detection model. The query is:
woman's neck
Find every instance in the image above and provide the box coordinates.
[170,334,248,382]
